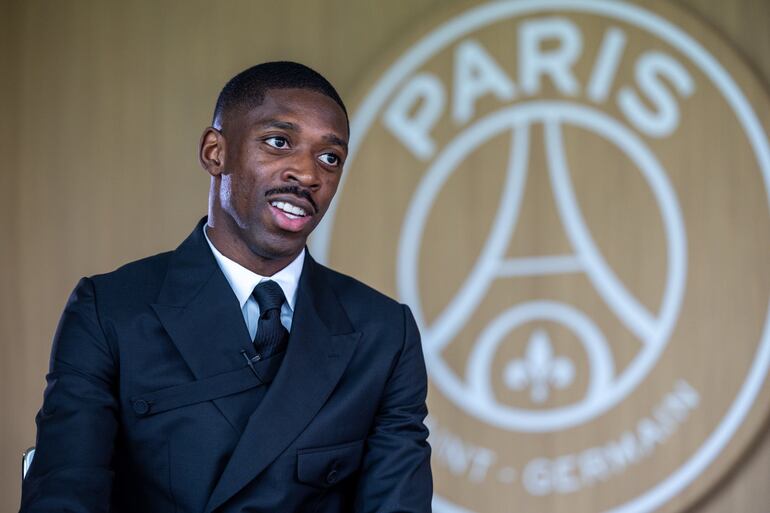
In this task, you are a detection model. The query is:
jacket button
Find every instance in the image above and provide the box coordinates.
[326,468,338,484]
[133,399,150,415]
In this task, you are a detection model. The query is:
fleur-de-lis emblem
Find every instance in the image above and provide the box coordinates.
[504,329,575,403]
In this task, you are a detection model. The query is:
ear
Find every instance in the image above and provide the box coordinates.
[199,127,225,177]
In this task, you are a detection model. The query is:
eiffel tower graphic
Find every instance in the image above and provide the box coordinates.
[398,102,687,432]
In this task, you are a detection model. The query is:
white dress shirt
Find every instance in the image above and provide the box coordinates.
[203,224,304,339]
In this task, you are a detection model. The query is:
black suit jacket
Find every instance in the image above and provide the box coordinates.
[21,219,432,512]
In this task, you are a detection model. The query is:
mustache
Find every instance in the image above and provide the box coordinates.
[265,185,318,213]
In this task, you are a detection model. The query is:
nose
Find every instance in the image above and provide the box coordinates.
[283,150,321,190]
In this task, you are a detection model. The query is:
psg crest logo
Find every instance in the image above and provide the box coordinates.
[312,1,770,512]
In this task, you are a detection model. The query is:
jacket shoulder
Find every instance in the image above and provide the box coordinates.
[317,264,404,318]
[88,250,173,303]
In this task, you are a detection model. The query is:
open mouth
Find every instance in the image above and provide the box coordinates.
[270,200,309,220]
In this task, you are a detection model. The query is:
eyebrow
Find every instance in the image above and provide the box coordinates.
[323,134,348,151]
[262,119,297,131]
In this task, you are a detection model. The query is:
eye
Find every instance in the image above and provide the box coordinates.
[264,136,289,149]
[319,153,341,166]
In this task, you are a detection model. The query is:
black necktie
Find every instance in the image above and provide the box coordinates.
[252,280,289,359]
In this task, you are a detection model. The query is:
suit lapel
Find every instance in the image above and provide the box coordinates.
[151,219,257,433]
[204,255,360,513]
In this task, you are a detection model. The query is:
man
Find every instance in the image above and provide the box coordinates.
[21,61,432,512]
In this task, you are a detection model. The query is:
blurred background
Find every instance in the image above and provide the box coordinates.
[2,1,769,512]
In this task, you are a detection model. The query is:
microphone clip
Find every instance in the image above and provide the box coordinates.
[240,349,262,377]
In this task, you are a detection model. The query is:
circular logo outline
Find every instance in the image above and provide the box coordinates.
[311,1,770,512]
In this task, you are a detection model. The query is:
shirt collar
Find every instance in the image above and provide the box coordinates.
[203,224,304,312]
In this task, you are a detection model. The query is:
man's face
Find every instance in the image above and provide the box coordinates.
[207,88,349,263]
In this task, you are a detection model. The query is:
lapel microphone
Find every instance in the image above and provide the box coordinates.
[240,349,261,377]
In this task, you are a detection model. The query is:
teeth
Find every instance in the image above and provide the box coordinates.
[270,201,307,217]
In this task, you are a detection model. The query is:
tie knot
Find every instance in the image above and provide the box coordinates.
[252,280,286,315]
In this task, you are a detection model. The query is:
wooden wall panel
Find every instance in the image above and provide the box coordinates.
[672,2,770,511]
[0,0,22,502]
[1,1,768,511]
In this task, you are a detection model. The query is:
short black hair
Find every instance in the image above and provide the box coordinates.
[212,61,348,128]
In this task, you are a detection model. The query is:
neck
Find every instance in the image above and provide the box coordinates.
[205,215,301,277]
